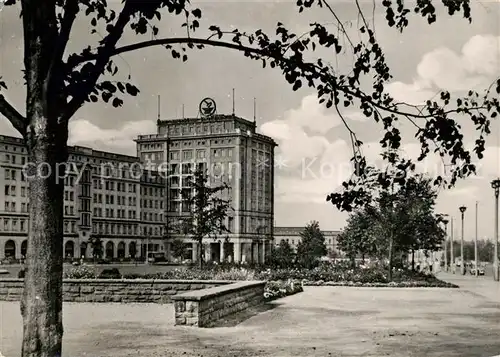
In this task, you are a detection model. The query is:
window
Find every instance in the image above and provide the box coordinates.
[197,150,206,159]
[183,151,192,160]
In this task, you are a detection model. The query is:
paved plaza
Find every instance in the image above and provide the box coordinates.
[2,278,500,357]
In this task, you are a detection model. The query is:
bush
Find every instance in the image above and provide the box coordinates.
[213,267,255,281]
[264,280,303,301]
[64,265,96,279]
[98,268,121,279]
[121,273,145,279]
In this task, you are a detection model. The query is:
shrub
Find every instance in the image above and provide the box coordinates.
[121,273,144,280]
[264,280,303,301]
[98,268,121,279]
[213,267,255,281]
[64,265,96,279]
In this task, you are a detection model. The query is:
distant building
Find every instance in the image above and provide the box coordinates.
[273,226,341,255]
[135,110,277,264]
[0,135,165,261]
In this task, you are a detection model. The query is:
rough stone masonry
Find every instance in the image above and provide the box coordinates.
[172,281,266,327]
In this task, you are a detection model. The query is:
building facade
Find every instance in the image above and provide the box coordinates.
[135,112,276,264]
[273,226,341,255]
[0,135,166,261]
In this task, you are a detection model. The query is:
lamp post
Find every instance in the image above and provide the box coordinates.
[450,218,454,273]
[491,179,500,281]
[441,216,449,272]
[475,201,479,277]
[459,206,467,275]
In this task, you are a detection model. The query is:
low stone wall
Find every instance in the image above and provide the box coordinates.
[172,281,266,327]
[0,279,231,303]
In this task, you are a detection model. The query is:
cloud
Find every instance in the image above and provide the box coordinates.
[344,111,369,122]
[260,94,344,168]
[385,81,437,105]
[386,34,500,104]
[68,119,156,155]
[442,185,480,199]
[283,94,342,134]
[0,117,23,138]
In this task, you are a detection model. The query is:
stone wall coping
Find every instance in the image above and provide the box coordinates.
[172,280,266,302]
[0,278,234,284]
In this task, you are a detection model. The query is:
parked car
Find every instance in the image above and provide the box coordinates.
[147,252,166,263]
[470,264,485,276]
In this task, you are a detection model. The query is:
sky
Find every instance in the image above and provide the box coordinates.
[0,1,500,240]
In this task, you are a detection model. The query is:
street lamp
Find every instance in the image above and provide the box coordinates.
[475,201,479,277]
[459,206,467,275]
[441,216,449,272]
[450,218,455,274]
[491,179,500,281]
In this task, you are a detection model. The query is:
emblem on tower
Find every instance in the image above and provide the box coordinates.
[199,97,217,118]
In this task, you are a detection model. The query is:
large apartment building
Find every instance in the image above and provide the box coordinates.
[0,103,277,264]
[135,109,277,264]
[0,135,166,261]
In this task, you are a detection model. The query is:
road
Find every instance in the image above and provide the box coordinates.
[437,271,500,303]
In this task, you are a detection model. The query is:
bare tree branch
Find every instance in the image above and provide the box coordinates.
[0,95,27,135]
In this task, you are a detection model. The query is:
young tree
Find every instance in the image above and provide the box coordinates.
[270,240,295,268]
[395,176,445,268]
[296,221,327,269]
[88,235,103,261]
[170,238,187,262]
[0,1,494,355]
[337,209,377,266]
[178,169,231,269]
[341,174,445,279]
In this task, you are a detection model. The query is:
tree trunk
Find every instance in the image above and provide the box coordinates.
[21,121,68,357]
[411,249,415,271]
[388,231,394,281]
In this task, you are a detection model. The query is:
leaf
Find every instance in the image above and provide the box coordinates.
[117,82,125,92]
[125,83,139,96]
[101,92,112,103]
[292,79,302,91]
[112,97,123,108]
[192,8,202,18]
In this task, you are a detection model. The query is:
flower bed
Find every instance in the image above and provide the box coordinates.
[302,280,457,288]
[255,262,458,288]
[62,263,457,289]
[264,280,303,301]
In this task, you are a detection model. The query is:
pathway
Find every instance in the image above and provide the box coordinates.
[2,286,500,357]
[437,271,500,303]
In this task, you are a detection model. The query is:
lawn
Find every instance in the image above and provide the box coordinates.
[2,286,500,357]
